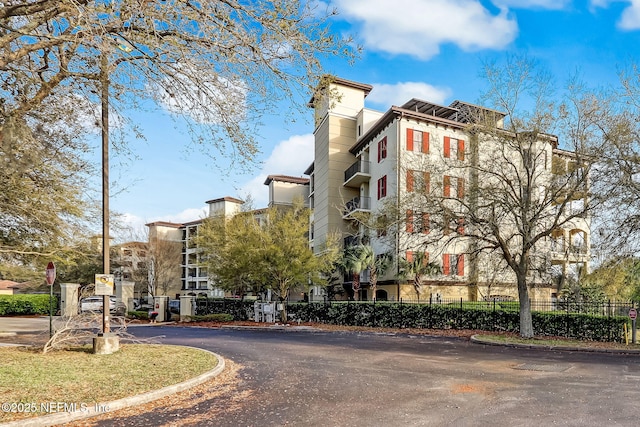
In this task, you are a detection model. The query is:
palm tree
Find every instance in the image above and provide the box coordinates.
[341,245,373,301]
[362,247,392,301]
[398,252,441,301]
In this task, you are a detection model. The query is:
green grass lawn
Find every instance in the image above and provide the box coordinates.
[475,333,640,350]
[0,344,218,422]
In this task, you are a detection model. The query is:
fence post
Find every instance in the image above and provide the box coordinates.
[566,300,570,338]
[373,299,376,328]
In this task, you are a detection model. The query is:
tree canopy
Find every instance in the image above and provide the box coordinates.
[0,0,354,278]
[196,201,337,318]
[1,0,355,166]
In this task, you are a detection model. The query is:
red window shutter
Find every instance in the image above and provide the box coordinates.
[457,178,465,198]
[443,254,450,275]
[407,129,414,151]
[422,213,430,234]
[457,139,465,161]
[457,254,464,276]
[377,140,382,163]
[457,217,465,234]
[424,172,430,193]
[406,251,413,263]
[444,136,450,158]
[382,175,387,197]
[443,175,451,197]
[406,209,414,233]
[406,170,414,192]
[377,179,381,200]
[424,252,430,264]
[422,132,429,153]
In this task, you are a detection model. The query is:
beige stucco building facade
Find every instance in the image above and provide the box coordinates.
[305,77,590,302]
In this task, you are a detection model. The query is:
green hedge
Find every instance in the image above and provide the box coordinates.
[195,299,254,320]
[186,313,234,322]
[287,302,628,342]
[128,310,149,320]
[0,294,57,315]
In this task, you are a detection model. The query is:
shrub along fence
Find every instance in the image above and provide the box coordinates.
[0,294,58,315]
[286,298,633,342]
[190,297,633,342]
[195,297,254,321]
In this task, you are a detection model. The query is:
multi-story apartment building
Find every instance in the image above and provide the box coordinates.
[112,241,149,297]
[305,76,590,302]
[146,176,309,298]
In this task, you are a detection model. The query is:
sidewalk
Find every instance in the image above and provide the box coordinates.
[0,316,53,347]
[0,316,52,333]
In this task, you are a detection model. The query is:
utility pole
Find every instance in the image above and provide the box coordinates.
[101,51,111,336]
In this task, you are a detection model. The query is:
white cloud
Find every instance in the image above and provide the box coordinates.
[492,0,571,9]
[116,207,208,241]
[619,0,640,29]
[590,0,640,30]
[367,82,452,106]
[238,134,314,207]
[154,62,247,124]
[156,207,209,224]
[589,0,614,8]
[333,0,518,59]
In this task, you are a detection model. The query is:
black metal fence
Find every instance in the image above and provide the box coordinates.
[286,298,635,342]
[192,297,636,342]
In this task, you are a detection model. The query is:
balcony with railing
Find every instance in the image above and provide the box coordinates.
[344,160,371,188]
[343,196,371,218]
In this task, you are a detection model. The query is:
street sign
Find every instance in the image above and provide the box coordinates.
[94,274,114,295]
[630,308,637,320]
[45,262,56,286]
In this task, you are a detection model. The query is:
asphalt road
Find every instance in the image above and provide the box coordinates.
[81,326,640,427]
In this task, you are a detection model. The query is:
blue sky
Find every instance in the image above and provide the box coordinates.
[108,0,640,239]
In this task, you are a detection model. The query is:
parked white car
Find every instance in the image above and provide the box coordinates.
[80,296,126,316]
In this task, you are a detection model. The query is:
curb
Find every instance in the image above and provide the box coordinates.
[220,324,321,332]
[0,346,225,427]
[470,334,640,354]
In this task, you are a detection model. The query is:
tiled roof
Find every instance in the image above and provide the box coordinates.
[145,221,183,228]
[264,175,310,185]
[205,196,244,205]
[0,280,28,290]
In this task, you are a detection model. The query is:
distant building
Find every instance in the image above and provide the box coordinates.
[0,280,30,295]
[146,180,309,298]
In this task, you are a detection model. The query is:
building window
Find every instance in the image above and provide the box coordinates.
[378,137,387,162]
[443,254,464,276]
[406,210,430,234]
[405,251,429,265]
[377,215,388,237]
[444,136,465,160]
[443,176,465,198]
[377,175,387,199]
[407,170,430,193]
[406,129,429,153]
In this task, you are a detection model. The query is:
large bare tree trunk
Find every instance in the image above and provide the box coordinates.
[517,274,534,338]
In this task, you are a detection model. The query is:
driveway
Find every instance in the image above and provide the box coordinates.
[77,326,640,427]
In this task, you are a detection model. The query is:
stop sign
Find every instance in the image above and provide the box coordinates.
[45,262,56,286]
[629,308,637,320]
